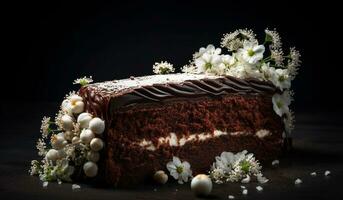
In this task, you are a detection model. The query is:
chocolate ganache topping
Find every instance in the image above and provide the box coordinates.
[78,74,277,120]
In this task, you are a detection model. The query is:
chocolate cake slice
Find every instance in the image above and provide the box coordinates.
[78,73,285,187]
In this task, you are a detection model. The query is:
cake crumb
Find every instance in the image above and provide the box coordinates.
[325,170,331,176]
[242,189,248,195]
[295,178,302,185]
[228,195,235,199]
[310,172,317,176]
[256,186,263,191]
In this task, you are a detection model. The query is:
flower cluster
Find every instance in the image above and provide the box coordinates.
[30,90,105,184]
[182,28,300,136]
[209,150,268,184]
[73,76,93,86]
[166,156,193,184]
[153,61,175,74]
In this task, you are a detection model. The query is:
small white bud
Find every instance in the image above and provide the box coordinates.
[89,117,105,134]
[90,138,104,151]
[83,161,98,177]
[80,129,95,144]
[77,112,93,129]
[61,114,74,131]
[87,151,100,162]
[153,170,168,184]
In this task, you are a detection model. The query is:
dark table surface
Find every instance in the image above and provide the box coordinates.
[1,103,343,200]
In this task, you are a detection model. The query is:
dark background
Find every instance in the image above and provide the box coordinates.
[1,1,343,200]
[2,0,341,113]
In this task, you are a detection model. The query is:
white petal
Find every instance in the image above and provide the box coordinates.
[173,156,182,166]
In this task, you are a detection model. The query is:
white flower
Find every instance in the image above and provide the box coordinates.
[89,117,105,134]
[83,161,98,177]
[90,138,104,151]
[73,76,93,86]
[210,150,263,184]
[152,61,175,74]
[194,52,222,74]
[77,112,93,129]
[237,41,265,65]
[194,44,221,58]
[272,91,291,117]
[260,63,275,80]
[80,129,95,144]
[226,64,248,78]
[214,151,235,173]
[69,95,84,114]
[166,156,192,184]
[61,114,74,131]
[40,117,50,138]
[271,68,291,90]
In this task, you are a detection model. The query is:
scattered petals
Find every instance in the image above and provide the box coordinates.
[242,189,248,195]
[72,184,81,190]
[272,160,279,166]
[325,170,331,176]
[228,195,235,199]
[256,186,263,191]
[310,172,317,176]
[295,178,302,185]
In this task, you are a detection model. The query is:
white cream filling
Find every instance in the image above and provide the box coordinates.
[137,129,272,151]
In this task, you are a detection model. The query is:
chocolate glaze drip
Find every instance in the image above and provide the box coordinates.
[79,76,277,114]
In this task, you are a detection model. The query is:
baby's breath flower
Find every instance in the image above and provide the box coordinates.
[36,138,47,156]
[29,160,41,176]
[221,29,257,51]
[153,61,175,74]
[73,76,93,86]
[40,117,51,138]
[270,49,284,67]
[265,28,282,50]
[287,47,301,79]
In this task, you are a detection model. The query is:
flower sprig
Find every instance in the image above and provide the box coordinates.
[30,82,106,186]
